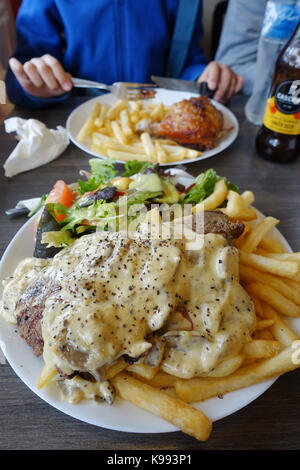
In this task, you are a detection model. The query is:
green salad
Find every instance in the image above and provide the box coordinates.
[32,158,238,259]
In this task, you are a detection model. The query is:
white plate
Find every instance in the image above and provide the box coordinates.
[0,196,299,434]
[66,88,239,165]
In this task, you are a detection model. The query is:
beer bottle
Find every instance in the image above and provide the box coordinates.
[256,21,300,163]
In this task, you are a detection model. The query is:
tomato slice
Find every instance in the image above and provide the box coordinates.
[46,180,76,221]
[183,183,195,193]
[115,191,126,197]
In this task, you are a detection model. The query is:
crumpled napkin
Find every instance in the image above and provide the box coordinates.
[3,117,69,178]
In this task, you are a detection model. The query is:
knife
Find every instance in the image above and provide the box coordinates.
[151,76,214,97]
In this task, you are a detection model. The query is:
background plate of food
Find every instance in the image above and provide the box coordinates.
[66,89,239,165]
[1,165,299,441]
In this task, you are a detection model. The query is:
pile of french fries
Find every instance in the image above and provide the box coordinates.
[76,100,203,163]
[38,180,300,442]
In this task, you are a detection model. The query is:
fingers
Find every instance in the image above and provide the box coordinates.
[9,55,72,99]
[226,77,238,103]
[30,57,60,90]
[198,61,220,91]
[9,57,32,89]
[42,55,72,91]
[213,64,232,103]
[235,74,244,94]
[23,61,44,87]
[198,62,244,103]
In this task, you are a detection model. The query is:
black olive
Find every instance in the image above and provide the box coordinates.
[78,186,117,208]
[175,182,186,192]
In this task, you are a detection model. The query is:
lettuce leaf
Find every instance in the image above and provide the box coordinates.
[89,158,118,183]
[41,230,74,248]
[28,194,47,218]
[46,187,163,234]
[119,190,163,207]
[122,160,154,177]
[183,169,238,205]
[46,201,118,231]
[77,158,117,195]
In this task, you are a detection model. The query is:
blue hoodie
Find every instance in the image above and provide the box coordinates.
[6,0,207,109]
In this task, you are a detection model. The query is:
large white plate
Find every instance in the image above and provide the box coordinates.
[0,189,299,434]
[66,88,239,165]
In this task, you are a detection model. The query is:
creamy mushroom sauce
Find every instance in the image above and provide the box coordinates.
[1,228,256,403]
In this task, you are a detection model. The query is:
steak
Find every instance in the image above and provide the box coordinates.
[15,211,244,356]
[17,281,60,357]
[192,210,244,244]
[17,305,44,357]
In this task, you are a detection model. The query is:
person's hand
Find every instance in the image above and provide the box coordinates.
[197,61,244,103]
[9,55,73,99]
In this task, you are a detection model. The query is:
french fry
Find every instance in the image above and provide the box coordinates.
[99,104,108,120]
[102,139,146,154]
[128,100,139,112]
[111,120,127,144]
[192,179,228,213]
[106,149,149,161]
[129,111,141,124]
[76,102,101,142]
[107,99,127,119]
[240,190,255,206]
[38,364,57,390]
[235,224,251,249]
[220,190,257,221]
[242,339,280,359]
[253,329,275,340]
[162,144,187,155]
[235,207,258,222]
[285,278,300,291]
[240,264,300,306]
[92,131,119,143]
[112,372,212,441]
[255,250,300,262]
[240,217,279,253]
[127,362,158,380]
[166,148,187,162]
[255,319,275,330]
[251,295,264,318]
[94,117,104,128]
[221,190,244,218]
[140,132,156,161]
[258,236,286,253]
[246,282,300,318]
[120,109,133,136]
[239,251,299,278]
[150,103,164,120]
[186,148,202,159]
[155,141,168,164]
[200,355,244,378]
[90,143,108,156]
[139,371,179,388]
[156,138,178,145]
[261,303,299,347]
[105,358,128,380]
[175,344,300,403]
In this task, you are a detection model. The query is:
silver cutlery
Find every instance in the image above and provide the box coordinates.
[72,77,157,100]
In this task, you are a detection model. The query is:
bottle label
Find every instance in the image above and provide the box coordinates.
[263,80,300,135]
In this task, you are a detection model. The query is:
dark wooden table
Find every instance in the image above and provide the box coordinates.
[0,93,300,451]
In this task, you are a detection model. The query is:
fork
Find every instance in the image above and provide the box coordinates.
[71,77,157,100]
